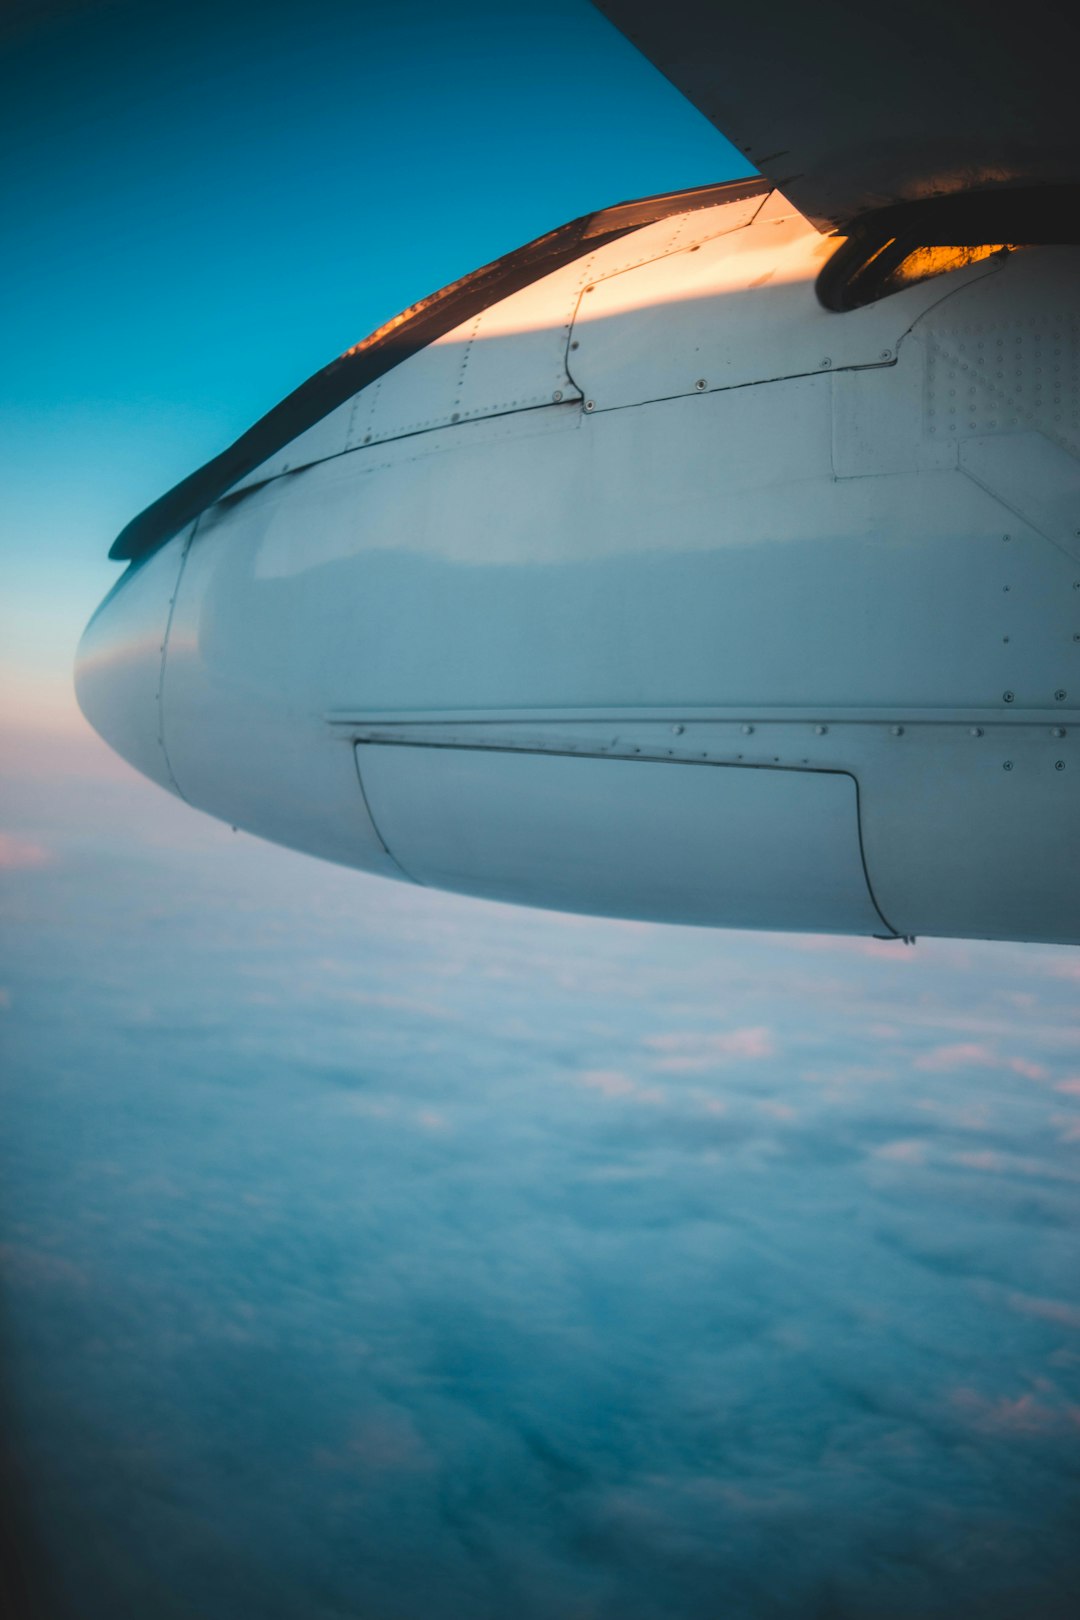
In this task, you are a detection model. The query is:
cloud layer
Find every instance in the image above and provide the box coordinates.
[2,750,1080,1620]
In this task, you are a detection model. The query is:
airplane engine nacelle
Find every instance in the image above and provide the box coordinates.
[76,183,1080,943]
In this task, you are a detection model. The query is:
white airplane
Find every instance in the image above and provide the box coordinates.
[76,1,1080,945]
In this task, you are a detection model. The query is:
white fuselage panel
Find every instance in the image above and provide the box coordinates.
[76,194,1080,942]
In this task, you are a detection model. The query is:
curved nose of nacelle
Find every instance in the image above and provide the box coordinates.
[74,540,185,794]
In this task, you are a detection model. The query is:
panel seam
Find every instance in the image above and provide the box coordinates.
[157,520,199,804]
[352,745,426,887]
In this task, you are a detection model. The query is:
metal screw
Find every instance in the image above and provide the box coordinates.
[584,400,595,412]
[815,724,828,735]
[1056,760,1066,771]
[552,389,563,402]
[1052,727,1067,738]
[672,724,684,735]
[1002,585,1010,592]
[891,725,905,736]
[970,727,983,737]
[1056,689,1068,701]
[1003,760,1014,770]
[694,378,707,391]
[1003,533,1011,542]
[570,340,580,350]
[821,357,832,368]
[741,724,754,735]
[1003,691,1015,703]
[880,350,891,360]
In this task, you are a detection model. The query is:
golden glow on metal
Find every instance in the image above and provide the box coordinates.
[887,242,1010,290]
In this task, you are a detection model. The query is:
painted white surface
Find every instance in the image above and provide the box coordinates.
[355,746,887,933]
[920,249,1080,460]
[74,533,188,795]
[77,195,1080,943]
[960,434,1080,566]
[567,192,1001,409]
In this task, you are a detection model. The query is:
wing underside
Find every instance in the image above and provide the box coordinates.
[592,0,1080,230]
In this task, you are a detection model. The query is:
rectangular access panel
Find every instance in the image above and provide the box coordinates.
[355,745,890,935]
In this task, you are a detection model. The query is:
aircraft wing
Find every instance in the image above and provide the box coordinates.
[591,0,1080,230]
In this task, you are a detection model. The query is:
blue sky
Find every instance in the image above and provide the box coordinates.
[2,6,1080,1617]
[0,0,748,728]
